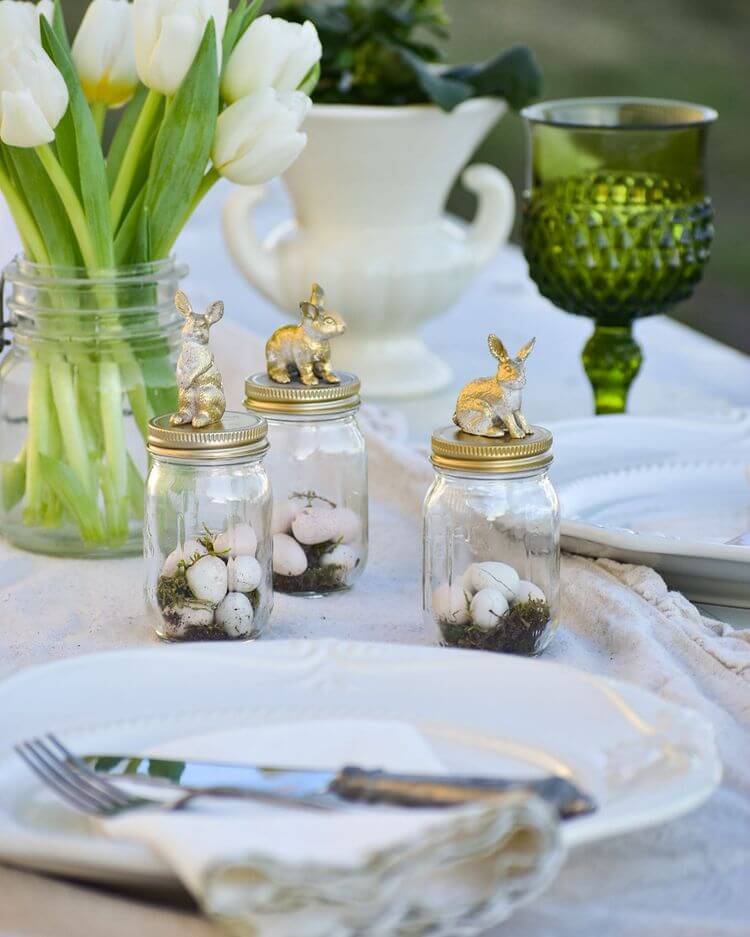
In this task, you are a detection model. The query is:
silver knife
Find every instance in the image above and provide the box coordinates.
[83,754,596,819]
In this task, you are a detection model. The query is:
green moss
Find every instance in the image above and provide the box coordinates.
[439,599,552,656]
[274,538,356,595]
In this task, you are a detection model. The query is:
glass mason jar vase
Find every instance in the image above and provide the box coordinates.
[144,412,272,642]
[0,257,185,557]
[423,426,559,655]
[244,372,367,596]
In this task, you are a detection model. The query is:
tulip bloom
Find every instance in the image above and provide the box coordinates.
[0,0,53,48]
[221,14,321,104]
[72,0,138,107]
[133,0,228,96]
[212,87,310,185]
[0,40,68,146]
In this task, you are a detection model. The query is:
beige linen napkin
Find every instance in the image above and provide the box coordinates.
[101,720,564,937]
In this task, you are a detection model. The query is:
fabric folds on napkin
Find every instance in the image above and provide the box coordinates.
[101,720,564,937]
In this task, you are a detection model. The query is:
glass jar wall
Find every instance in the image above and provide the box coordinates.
[245,373,367,596]
[144,414,272,642]
[0,257,184,556]
[423,429,559,656]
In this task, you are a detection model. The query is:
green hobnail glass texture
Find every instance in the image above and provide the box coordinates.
[521,98,716,414]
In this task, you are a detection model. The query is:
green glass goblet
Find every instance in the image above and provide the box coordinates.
[521,97,716,414]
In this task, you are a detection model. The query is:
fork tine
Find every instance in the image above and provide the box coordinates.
[44,735,136,809]
[26,737,132,815]
[14,742,107,815]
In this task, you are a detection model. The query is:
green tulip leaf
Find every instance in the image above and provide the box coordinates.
[107,85,148,190]
[38,454,104,544]
[144,20,219,259]
[1,459,26,512]
[41,18,113,268]
[51,0,69,47]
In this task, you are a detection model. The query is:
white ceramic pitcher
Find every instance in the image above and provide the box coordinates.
[223,97,514,397]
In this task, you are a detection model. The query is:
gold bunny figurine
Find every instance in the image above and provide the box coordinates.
[170,290,226,428]
[453,334,536,438]
[266,283,346,386]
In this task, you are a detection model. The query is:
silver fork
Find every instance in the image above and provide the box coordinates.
[14,735,335,816]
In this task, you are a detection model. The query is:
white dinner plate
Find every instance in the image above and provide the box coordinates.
[558,458,750,606]
[0,640,720,889]
[549,412,750,608]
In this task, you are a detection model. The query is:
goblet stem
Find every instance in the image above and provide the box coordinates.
[582,323,643,415]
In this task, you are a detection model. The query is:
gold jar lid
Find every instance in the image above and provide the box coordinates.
[244,372,361,416]
[147,411,268,461]
[431,425,553,473]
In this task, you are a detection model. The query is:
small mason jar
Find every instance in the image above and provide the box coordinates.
[244,372,367,596]
[423,426,559,655]
[144,412,272,641]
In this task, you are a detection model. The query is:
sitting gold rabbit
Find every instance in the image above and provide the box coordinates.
[266,283,346,386]
[454,334,536,438]
[170,290,226,428]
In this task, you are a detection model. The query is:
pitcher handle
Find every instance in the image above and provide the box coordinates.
[222,186,282,305]
[462,163,516,269]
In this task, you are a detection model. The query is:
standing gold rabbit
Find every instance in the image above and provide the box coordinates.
[170,290,226,428]
[454,334,536,438]
[266,283,346,386]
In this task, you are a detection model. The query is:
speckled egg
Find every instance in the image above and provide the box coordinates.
[291,506,339,545]
[431,583,471,625]
[162,539,207,578]
[469,587,509,631]
[462,562,519,602]
[515,580,546,604]
[215,592,254,637]
[162,603,213,636]
[227,555,262,593]
[213,523,257,558]
[330,507,362,544]
[320,543,359,572]
[273,533,308,576]
[186,554,228,606]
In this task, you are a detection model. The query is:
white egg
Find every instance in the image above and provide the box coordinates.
[469,588,509,631]
[330,507,362,544]
[215,592,254,637]
[462,562,519,601]
[291,506,339,545]
[431,583,471,625]
[515,580,546,604]
[161,539,207,578]
[213,523,257,558]
[271,499,303,535]
[320,543,359,572]
[273,533,308,576]
[186,555,228,606]
[162,604,213,637]
[227,555,262,593]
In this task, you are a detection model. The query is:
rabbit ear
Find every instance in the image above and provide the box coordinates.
[309,283,325,308]
[516,337,536,361]
[174,290,193,318]
[300,301,318,320]
[205,300,224,325]
[488,334,509,362]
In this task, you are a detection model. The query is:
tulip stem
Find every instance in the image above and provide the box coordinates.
[36,144,98,269]
[109,89,162,231]
[0,163,50,265]
[91,102,107,139]
[165,167,220,255]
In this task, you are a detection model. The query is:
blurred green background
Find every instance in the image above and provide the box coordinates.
[63,0,749,350]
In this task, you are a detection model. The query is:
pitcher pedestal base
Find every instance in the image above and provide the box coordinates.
[335,336,452,399]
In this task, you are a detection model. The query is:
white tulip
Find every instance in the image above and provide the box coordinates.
[133,0,228,96]
[0,1,53,49]
[0,40,68,146]
[221,14,321,104]
[72,0,138,106]
[212,87,310,185]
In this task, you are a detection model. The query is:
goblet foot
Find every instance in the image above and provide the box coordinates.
[582,323,643,415]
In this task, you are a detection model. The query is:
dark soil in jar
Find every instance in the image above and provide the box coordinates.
[439,599,552,656]
[273,539,357,594]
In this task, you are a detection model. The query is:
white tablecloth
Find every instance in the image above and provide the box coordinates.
[1,183,750,936]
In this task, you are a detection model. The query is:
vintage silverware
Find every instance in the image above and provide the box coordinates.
[82,751,596,819]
